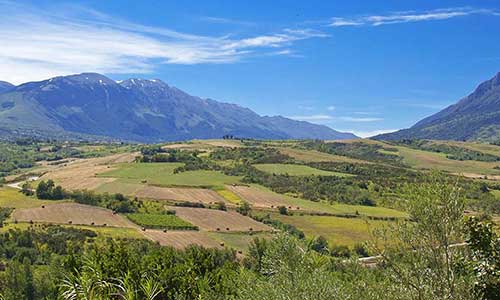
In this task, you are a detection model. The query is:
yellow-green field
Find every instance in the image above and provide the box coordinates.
[215,188,242,204]
[253,163,353,177]
[0,187,67,208]
[98,162,242,187]
[273,214,390,246]
[250,185,407,218]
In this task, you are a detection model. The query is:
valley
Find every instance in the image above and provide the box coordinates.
[1,137,498,255]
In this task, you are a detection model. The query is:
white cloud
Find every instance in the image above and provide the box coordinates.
[338,116,384,122]
[0,1,326,84]
[327,105,336,111]
[289,114,333,122]
[347,129,399,138]
[330,18,363,27]
[329,7,498,27]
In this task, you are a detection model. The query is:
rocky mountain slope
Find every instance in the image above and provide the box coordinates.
[0,73,356,142]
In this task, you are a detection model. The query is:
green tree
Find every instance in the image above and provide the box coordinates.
[371,172,476,300]
[465,217,500,300]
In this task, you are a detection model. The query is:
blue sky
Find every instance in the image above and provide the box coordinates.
[1,0,499,137]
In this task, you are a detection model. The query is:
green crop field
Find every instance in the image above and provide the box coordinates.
[273,214,390,246]
[126,213,198,230]
[253,163,353,177]
[98,162,242,187]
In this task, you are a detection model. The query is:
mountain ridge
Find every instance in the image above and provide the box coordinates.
[374,72,500,142]
[0,73,357,142]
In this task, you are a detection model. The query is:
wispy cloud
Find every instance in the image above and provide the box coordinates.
[288,114,333,122]
[329,7,498,27]
[327,105,336,111]
[0,1,325,84]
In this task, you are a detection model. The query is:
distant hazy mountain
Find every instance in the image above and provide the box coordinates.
[0,81,14,94]
[375,72,500,142]
[0,73,356,142]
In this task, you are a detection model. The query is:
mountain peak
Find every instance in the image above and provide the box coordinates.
[119,78,169,90]
[0,72,356,142]
[374,72,500,142]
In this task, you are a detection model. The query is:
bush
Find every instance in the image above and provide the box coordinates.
[330,245,351,258]
[278,206,288,215]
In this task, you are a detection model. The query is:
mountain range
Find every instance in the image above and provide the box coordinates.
[0,73,356,142]
[375,72,500,142]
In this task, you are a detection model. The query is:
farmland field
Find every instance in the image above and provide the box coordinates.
[141,230,222,249]
[11,203,137,228]
[392,145,500,175]
[253,163,352,177]
[126,213,197,230]
[98,162,241,187]
[171,206,272,232]
[273,214,390,246]
[136,186,229,204]
[278,147,368,163]
[226,184,406,218]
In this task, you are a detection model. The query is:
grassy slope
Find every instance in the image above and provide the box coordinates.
[395,146,500,175]
[251,185,407,218]
[0,187,67,209]
[273,214,389,246]
[98,162,241,187]
[253,163,352,177]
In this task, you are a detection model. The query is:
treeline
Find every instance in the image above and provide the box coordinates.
[393,139,500,162]
[237,164,377,206]
[210,147,292,164]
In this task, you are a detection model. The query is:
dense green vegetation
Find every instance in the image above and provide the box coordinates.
[210,146,292,164]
